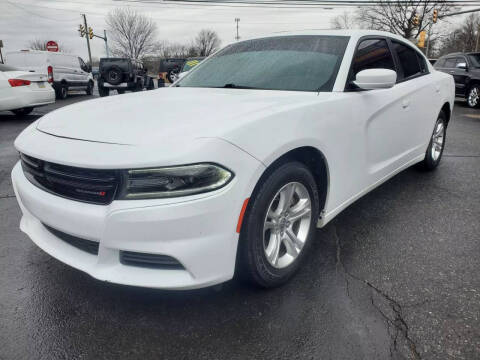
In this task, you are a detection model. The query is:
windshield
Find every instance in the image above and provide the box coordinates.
[467,54,480,67]
[177,35,349,92]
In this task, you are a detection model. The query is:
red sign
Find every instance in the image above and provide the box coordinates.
[46,41,59,52]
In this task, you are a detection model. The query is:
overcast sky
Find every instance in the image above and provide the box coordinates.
[0,0,468,61]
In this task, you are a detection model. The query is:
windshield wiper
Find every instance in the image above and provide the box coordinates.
[221,83,258,89]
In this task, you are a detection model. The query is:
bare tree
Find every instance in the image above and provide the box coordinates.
[355,0,451,40]
[193,29,221,57]
[330,11,356,29]
[106,7,157,59]
[437,14,480,56]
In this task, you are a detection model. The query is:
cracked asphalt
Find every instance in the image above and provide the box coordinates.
[0,95,479,360]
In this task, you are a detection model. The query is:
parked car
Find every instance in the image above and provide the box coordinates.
[158,58,186,83]
[170,57,205,82]
[97,58,155,97]
[12,30,454,290]
[6,50,94,100]
[0,63,55,115]
[434,52,480,108]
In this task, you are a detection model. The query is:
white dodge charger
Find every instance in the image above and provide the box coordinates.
[12,30,454,289]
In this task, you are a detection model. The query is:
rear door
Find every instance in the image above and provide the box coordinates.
[390,40,438,157]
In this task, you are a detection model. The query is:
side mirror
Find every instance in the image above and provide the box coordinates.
[456,62,467,70]
[353,69,397,90]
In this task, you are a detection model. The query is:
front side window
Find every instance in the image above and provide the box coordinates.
[444,58,456,68]
[351,39,396,76]
[456,57,467,67]
[177,35,350,92]
[467,54,480,67]
[392,41,422,79]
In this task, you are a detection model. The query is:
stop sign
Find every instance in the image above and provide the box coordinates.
[46,41,59,52]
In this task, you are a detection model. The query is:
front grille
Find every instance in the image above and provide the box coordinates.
[43,224,99,255]
[21,154,119,205]
[120,251,184,270]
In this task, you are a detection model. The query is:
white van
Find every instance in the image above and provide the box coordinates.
[6,50,94,99]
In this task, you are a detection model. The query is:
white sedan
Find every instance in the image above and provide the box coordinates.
[12,30,454,289]
[0,64,55,115]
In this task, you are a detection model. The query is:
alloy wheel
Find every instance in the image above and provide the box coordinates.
[468,87,479,107]
[431,120,445,161]
[263,182,312,269]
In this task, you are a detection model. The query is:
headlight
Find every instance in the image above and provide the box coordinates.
[117,163,233,200]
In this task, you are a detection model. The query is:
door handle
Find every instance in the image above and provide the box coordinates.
[402,100,410,109]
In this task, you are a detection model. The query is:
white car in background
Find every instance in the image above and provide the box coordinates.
[12,30,454,289]
[6,50,94,100]
[0,64,55,115]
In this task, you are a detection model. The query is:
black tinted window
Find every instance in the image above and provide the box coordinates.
[392,41,422,78]
[444,58,456,68]
[456,57,467,66]
[435,58,445,67]
[352,39,395,76]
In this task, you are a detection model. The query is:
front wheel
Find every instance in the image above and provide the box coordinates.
[238,162,319,288]
[418,111,447,170]
[467,85,480,108]
[12,107,34,116]
[86,81,94,95]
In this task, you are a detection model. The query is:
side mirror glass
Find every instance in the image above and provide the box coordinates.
[353,69,397,90]
[456,62,467,70]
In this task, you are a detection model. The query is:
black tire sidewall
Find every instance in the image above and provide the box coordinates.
[86,81,93,95]
[239,161,319,287]
[107,66,123,85]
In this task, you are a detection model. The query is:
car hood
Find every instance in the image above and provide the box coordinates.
[36,87,324,146]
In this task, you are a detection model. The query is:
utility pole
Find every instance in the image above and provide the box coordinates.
[104,30,109,57]
[81,14,92,66]
[235,18,240,41]
[0,40,4,64]
[426,22,433,58]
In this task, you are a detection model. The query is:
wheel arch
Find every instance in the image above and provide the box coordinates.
[441,102,451,126]
[252,146,330,215]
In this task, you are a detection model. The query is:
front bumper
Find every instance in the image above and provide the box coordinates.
[11,158,259,289]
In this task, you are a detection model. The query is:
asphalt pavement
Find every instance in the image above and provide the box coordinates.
[0,92,479,360]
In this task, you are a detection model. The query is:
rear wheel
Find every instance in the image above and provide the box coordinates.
[56,85,68,99]
[98,85,109,97]
[467,85,480,108]
[418,110,447,170]
[11,107,34,116]
[238,162,319,288]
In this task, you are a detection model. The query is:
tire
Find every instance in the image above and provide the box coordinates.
[11,107,34,116]
[106,66,123,85]
[467,85,480,108]
[167,69,178,83]
[147,78,155,90]
[117,89,125,95]
[418,110,447,171]
[56,84,68,100]
[86,81,94,95]
[98,85,109,97]
[238,161,319,288]
[133,80,143,92]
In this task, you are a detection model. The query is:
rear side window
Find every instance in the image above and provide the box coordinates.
[392,41,422,79]
[435,58,446,67]
[444,58,456,68]
[351,39,396,76]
